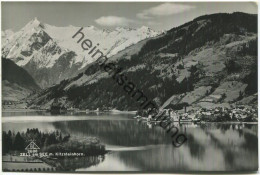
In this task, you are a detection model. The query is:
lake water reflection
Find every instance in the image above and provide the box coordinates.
[2,111,258,172]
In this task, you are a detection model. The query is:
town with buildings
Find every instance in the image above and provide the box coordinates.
[136,104,258,123]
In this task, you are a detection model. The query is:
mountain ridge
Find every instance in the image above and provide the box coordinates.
[30,12,257,110]
[2,19,162,88]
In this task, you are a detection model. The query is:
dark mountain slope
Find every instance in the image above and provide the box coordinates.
[138,12,257,57]
[2,58,40,90]
[2,58,40,101]
[30,12,257,110]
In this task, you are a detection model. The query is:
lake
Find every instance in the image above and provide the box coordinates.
[2,111,258,172]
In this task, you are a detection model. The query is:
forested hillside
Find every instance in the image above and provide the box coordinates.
[30,12,257,110]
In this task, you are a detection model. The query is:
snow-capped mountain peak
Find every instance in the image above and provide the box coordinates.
[22,18,43,31]
[2,19,162,88]
[140,26,150,31]
[115,26,134,31]
[87,25,98,30]
[1,29,14,40]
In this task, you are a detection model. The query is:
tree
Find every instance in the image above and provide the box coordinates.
[44,133,58,147]
[13,132,25,151]
[225,59,241,73]
[2,131,13,153]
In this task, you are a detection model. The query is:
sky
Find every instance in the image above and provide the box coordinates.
[1,2,258,31]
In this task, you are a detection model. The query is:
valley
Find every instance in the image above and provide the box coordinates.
[1,12,258,121]
[1,1,258,172]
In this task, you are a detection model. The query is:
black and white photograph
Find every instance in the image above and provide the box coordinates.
[1,1,258,173]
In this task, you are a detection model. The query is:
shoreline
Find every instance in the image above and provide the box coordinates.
[2,108,137,114]
[2,109,46,112]
[2,109,257,124]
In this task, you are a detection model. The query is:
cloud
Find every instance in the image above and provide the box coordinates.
[95,16,135,26]
[137,3,195,19]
